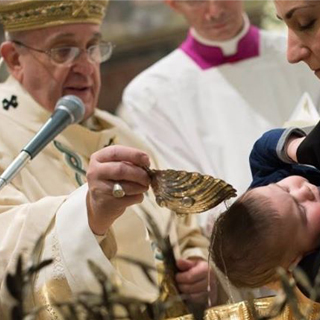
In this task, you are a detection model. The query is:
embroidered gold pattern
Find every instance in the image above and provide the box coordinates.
[0,0,108,32]
[72,0,90,17]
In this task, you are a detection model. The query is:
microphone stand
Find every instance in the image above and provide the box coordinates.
[0,95,85,192]
[0,151,31,191]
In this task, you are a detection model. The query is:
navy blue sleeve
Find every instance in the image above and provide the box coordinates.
[249,129,294,188]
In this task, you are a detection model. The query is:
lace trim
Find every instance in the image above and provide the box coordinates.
[52,233,65,281]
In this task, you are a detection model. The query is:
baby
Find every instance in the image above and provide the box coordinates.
[210,123,320,289]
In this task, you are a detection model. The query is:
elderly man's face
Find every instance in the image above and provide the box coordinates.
[11,23,102,119]
[168,0,244,41]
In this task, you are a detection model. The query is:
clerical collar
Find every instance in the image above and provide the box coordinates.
[180,14,260,70]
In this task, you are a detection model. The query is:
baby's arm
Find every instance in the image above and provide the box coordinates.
[249,128,306,187]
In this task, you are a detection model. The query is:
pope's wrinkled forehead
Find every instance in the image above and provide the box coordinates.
[0,0,108,32]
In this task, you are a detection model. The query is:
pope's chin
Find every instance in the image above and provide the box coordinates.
[82,101,96,121]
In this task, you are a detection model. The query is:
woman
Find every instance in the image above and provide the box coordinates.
[211,0,320,293]
[275,0,320,74]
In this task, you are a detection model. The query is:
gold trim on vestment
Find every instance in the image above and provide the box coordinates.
[0,0,108,32]
[167,294,320,320]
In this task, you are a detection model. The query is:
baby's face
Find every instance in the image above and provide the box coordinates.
[254,176,320,257]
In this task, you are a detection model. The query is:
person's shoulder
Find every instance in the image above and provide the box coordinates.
[150,49,187,71]
[94,108,161,157]
[94,108,128,128]
[138,49,184,77]
[259,29,288,54]
[124,48,195,93]
[0,79,22,121]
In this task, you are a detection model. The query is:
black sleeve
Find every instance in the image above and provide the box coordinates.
[297,250,320,302]
[297,120,320,169]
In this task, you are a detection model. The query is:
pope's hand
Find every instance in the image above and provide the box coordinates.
[86,145,151,235]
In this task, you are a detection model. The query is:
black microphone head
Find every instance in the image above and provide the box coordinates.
[55,95,85,124]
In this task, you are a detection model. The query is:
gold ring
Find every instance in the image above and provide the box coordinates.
[112,182,125,198]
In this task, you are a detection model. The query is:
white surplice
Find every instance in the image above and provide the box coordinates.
[120,29,320,231]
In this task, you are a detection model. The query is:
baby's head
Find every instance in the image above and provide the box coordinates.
[210,176,320,288]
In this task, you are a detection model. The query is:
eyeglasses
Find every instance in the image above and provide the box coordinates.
[12,40,114,65]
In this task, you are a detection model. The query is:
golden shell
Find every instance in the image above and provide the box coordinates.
[149,169,237,215]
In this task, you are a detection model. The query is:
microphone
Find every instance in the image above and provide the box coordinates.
[0,95,85,191]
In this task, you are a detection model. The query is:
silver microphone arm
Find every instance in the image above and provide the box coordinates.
[0,95,85,192]
[0,151,31,191]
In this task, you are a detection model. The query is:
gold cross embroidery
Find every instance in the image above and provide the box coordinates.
[72,0,90,17]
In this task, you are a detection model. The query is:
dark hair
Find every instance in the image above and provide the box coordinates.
[210,189,289,288]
